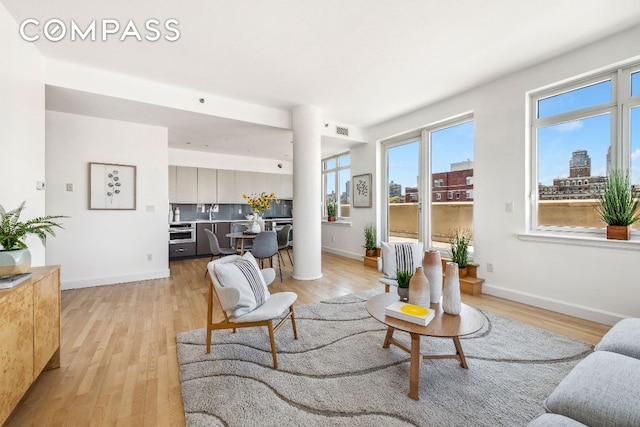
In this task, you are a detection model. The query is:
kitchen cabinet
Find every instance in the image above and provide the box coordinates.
[197,168,217,203]
[267,173,293,199]
[168,242,196,258]
[197,222,231,255]
[173,166,198,203]
[216,170,237,203]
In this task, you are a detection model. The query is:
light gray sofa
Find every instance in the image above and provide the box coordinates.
[528,318,640,427]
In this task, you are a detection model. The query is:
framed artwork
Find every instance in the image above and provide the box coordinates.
[89,162,137,210]
[353,173,372,208]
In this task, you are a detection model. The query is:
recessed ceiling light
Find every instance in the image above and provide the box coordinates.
[199,98,205,103]
[186,141,191,145]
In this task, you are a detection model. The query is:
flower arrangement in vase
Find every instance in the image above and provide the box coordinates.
[243,192,279,218]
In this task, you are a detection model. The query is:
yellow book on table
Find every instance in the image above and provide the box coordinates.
[385,301,435,326]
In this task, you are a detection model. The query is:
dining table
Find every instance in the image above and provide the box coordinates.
[225,231,257,255]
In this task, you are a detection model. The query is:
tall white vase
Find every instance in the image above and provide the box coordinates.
[443,262,462,315]
[408,267,430,307]
[423,250,442,304]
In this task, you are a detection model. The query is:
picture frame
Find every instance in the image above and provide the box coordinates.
[352,173,372,208]
[89,162,137,210]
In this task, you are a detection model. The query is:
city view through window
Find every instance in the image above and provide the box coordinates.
[386,120,474,250]
[535,75,640,230]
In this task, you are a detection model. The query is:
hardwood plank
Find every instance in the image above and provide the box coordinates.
[4,251,610,426]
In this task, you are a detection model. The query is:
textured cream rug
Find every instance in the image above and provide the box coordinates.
[177,290,592,426]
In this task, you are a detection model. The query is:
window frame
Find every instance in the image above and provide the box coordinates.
[322,151,351,221]
[529,62,640,237]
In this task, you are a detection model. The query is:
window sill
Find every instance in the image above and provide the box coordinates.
[322,219,351,226]
[517,230,640,251]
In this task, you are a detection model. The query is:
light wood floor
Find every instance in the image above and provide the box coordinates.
[5,252,610,426]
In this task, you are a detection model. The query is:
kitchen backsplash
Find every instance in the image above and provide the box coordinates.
[170,200,292,222]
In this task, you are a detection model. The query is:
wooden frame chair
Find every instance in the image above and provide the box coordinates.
[206,255,298,369]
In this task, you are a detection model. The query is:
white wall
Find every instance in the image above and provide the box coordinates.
[0,4,47,264]
[45,111,170,289]
[361,25,640,324]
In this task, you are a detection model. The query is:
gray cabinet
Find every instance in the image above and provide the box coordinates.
[197,222,231,256]
[168,242,196,258]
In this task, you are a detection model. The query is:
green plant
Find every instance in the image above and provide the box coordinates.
[327,200,337,217]
[363,223,376,250]
[594,169,640,226]
[449,229,471,268]
[0,201,67,250]
[396,269,413,288]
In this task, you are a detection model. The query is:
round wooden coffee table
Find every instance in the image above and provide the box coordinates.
[366,292,484,400]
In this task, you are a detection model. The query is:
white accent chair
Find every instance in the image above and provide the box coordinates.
[206,255,298,368]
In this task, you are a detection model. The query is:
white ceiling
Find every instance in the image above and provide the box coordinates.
[4,0,640,160]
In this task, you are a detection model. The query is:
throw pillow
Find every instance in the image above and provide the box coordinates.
[214,252,270,317]
[381,241,424,279]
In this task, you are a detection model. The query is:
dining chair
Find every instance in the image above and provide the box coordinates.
[207,253,298,368]
[250,230,282,281]
[277,224,293,267]
[203,228,237,277]
[230,223,253,251]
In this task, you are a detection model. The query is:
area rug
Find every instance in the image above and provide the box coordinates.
[177,289,592,426]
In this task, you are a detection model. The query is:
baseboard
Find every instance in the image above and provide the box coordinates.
[61,269,171,290]
[321,247,361,261]
[483,284,626,326]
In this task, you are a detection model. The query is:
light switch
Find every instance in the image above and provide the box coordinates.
[505,202,514,213]
[66,183,73,192]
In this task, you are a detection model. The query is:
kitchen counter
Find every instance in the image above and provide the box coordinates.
[169,218,292,225]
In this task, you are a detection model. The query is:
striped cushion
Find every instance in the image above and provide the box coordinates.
[214,252,270,317]
[381,241,424,279]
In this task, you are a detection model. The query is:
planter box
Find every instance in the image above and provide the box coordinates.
[607,225,630,240]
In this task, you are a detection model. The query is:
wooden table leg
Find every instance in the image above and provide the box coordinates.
[409,332,421,400]
[240,239,245,255]
[452,336,468,369]
[383,326,395,348]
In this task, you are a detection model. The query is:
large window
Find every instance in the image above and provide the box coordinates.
[382,116,474,251]
[531,64,640,233]
[322,153,350,219]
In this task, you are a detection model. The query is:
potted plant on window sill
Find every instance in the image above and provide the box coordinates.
[449,228,471,278]
[594,169,640,240]
[363,223,377,257]
[0,201,67,276]
[327,201,337,222]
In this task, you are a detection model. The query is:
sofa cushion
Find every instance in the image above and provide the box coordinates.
[594,318,640,360]
[527,413,587,427]
[544,351,640,427]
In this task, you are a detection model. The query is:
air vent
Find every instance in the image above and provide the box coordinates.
[336,126,349,136]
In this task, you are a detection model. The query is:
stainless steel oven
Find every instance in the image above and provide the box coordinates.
[169,223,195,244]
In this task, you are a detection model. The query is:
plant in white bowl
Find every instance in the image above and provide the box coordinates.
[0,201,67,276]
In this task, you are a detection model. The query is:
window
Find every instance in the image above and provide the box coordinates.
[382,116,474,251]
[322,153,350,219]
[531,63,640,233]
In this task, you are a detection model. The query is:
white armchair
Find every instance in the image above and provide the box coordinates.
[206,254,297,369]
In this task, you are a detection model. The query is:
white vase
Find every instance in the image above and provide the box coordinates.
[250,221,261,233]
[442,262,462,315]
[423,250,442,304]
[408,267,430,307]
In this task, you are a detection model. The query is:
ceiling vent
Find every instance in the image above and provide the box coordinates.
[336,126,349,137]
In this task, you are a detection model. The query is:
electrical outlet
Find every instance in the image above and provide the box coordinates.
[238,208,242,214]
[66,183,73,192]
[147,253,153,261]
[486,263,494,273]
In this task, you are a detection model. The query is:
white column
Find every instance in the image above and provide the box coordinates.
[292,105,322,280]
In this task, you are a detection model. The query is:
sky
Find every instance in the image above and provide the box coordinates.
[386,73,640,192]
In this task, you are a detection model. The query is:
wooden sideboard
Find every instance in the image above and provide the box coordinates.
[0,266,61,425]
